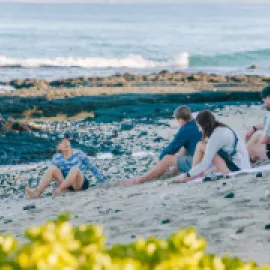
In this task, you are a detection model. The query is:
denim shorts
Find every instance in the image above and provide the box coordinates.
[177,156,193,173]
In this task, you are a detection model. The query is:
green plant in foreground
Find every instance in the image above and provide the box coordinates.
[0,212,269,270]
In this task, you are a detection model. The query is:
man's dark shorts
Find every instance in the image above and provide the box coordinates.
[62,171,89,191]
[177,156,193,173]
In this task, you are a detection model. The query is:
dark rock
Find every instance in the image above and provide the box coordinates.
[111,145,123,155]
[224,192,235,199]
[139,131,148,137]
[223,182,227,186]
[4,219,13,224]
[265,224,270,230]
[23,204,36,210]
[131,235,136,239]
[248,65,260,70]
[114,210,122,213]
[120,123,133,131]
[236,227,244,234]
[154,137,163,143]
[161,219,171,224]
[256,172,263,178]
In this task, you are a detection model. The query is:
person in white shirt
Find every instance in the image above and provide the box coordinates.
[174,110,250,183]
[246,86,270,162]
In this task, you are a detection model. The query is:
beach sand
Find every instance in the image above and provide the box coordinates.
[0,105,270,265]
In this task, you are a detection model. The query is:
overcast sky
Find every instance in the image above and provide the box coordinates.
[0,0,269,3]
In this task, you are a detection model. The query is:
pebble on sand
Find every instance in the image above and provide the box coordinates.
[224,192,235,199]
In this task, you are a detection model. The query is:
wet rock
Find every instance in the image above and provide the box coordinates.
[23,204,36,210]
[111,145,123,155]
[120,123,133,131]
[4,219,13,224]
[236,227,244,234]
[248,65,260,70]
[154,137,163,143]
[224,192,235,199]
[161,218,171,224]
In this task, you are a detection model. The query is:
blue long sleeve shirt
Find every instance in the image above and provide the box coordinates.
[159,120,202,160]
[52,150,105,183]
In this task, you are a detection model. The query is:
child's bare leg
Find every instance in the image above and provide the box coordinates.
[53,167,84,196]
[26,165,64,198]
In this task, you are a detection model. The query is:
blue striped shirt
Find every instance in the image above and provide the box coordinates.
[52,150,105,183]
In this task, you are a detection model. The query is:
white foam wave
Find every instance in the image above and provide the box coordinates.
[0,53,189,69]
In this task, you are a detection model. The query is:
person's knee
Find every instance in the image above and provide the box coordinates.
[162,155,175,165]
[70,166,81,174]
[48,165,60,173]
[251,134,262,145]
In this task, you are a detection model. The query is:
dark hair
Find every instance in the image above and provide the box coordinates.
[261,86,270,99]
[174,105,192,121]
[196,110,227,139]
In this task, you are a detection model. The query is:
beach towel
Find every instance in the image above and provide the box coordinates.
[188,164,270,184]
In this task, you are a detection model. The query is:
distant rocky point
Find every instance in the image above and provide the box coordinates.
[1,71,269,91]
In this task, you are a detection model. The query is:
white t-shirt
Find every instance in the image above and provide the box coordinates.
[263,112,270,137]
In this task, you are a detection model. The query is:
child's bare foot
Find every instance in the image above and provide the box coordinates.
[121,178,140,186]
[52,188,62,196]
[26,187,40,199]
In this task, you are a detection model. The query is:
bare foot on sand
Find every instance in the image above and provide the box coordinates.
[26,187,40,199]
[52,188,62,196]
[172,172,205,183]
[121,178,140,186]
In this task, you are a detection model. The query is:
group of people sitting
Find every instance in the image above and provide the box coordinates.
[26,86,270,198]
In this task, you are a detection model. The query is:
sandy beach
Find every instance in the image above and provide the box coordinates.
[1,105,270,265]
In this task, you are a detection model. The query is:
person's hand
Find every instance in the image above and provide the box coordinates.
[245,130,254,141]
[171,174,189,183]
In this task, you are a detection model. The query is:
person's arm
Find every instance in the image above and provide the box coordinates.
[81,153,105,183]
[178,131,224,182]
[260,117,270,144]
[51,154,61,167]
[246,123,264,141]
[159,128,188,160]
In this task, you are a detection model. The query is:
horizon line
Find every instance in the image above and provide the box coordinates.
[0,0,270,4]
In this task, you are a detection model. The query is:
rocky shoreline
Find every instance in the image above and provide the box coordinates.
[1,71,269,93]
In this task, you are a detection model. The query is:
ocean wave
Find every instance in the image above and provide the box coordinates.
[1,49,269,70]
[190,48,270,67]
[0,53,189,69]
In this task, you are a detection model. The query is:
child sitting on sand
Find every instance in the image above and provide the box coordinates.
[26,135,105,198]
[174,110,251,183]
[121,105,202,185]
[246,86,270,162]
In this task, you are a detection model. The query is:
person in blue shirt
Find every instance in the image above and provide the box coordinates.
[26,136,105,198]
[121,105,202,185]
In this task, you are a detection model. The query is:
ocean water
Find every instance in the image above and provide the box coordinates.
[0,3,270,81]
